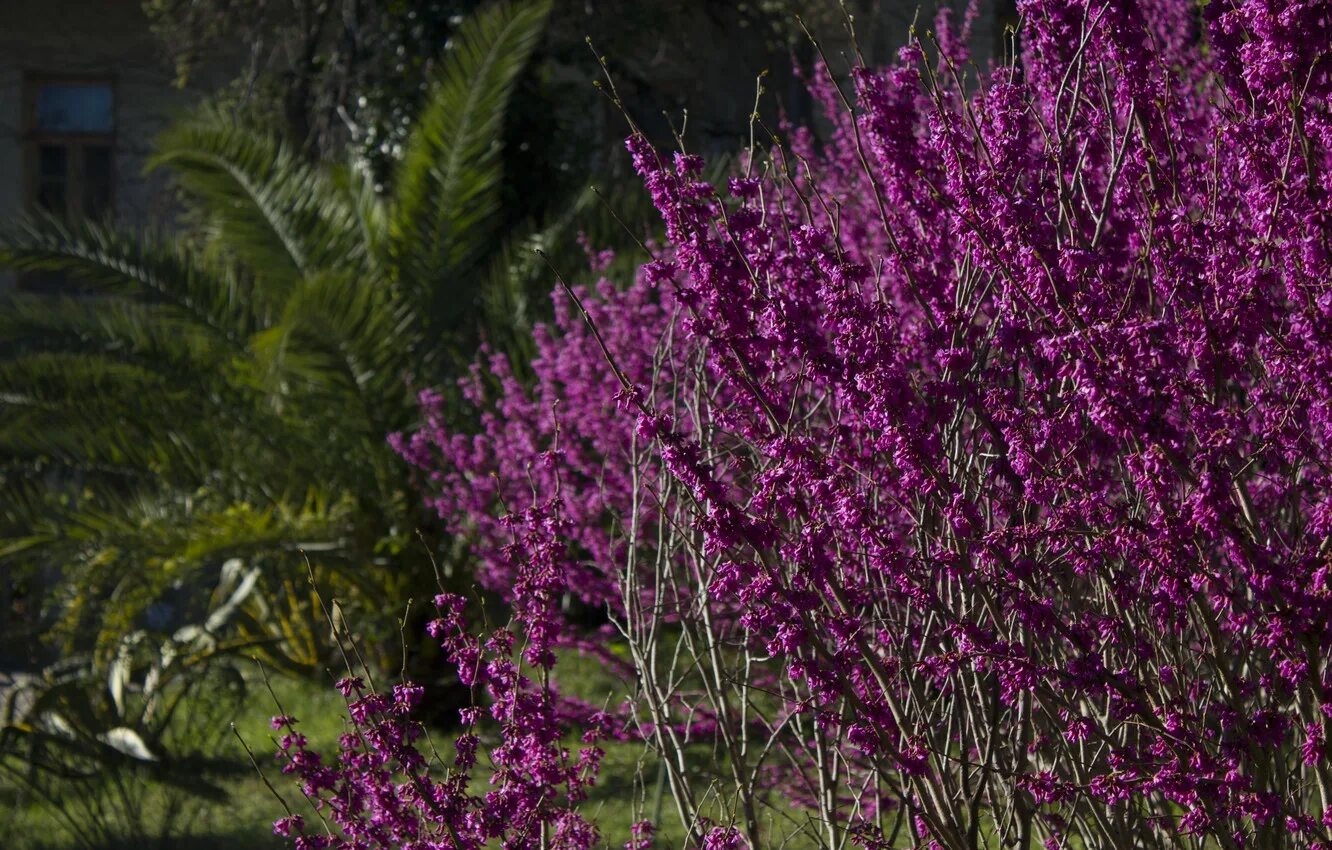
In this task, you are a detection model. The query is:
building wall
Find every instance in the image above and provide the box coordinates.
[0,0,232,288]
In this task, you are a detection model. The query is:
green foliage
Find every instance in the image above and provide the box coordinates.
[143,0,486,174]
[0,0,655,686]
[0,1,764,843]
[149,115,369,290]
[2,662,355,850]
[394,0,551,301]
[0,566,259,850]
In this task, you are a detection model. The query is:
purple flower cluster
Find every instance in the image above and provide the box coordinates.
[288,1,1332,847]
[271,505,609,850]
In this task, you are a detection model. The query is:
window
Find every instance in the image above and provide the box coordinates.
[20,77,116,291]
[23,77,116,220]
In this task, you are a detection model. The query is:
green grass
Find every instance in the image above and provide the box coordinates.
[3,663,685,850]
[4,654,835,850]
[3,673,348,850]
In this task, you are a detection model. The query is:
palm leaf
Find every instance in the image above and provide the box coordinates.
[258,270,416,418]
[327,155,392,271]
[474,172,673,366]
[150,111,368,293]
[0,353,183,462]
[0,295,224,377]
[0,215,253,346]
[7,490,355,651]
[392,0,552,341]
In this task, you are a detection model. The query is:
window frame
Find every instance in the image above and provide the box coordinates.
[21,73,118,220]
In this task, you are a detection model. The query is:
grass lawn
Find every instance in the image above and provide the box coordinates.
[4,674,347,850]
[5,650,832,850]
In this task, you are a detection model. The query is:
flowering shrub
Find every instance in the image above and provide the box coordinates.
[278,1,1332,847]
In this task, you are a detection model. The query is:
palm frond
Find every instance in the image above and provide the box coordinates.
[258,271,419,425]
[0,352,210,479]
[0,215,253,345]
[7,490,355,651]
[474,173,670,366]
[150,111,368,292]
[392,0,552,329]
[327,155,392,270]
[0,295,224,376]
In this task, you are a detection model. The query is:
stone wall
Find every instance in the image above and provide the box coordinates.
[0,0,235,288]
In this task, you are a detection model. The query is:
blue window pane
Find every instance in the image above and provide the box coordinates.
[35,84,114,133]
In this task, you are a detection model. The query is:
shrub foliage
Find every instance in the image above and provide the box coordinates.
[282,1,1332,848]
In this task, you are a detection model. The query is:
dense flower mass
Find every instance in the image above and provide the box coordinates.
[284,1,1332,847]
